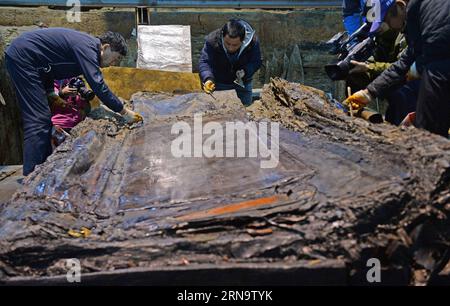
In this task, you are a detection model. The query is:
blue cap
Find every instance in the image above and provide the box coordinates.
[366,0,396,34]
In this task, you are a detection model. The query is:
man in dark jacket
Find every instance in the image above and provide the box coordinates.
[344,0,450,137]
[199,19,262,106]
[5,28,143,176]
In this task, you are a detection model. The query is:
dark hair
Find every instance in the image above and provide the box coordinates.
[221,19,246,41]
[98,31,127,56]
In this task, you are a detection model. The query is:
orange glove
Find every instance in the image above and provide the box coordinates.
[343,89,374,111]
[400,112,416,127]
[203,80,216,94]
[120,107,143,124]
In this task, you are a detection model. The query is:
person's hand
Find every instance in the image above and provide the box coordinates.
[343,89,373,110]
[47,92,67,108]
[236,69,245,79]
[400,112,416,127]
[120,107,143,124]
[349,60,370,74]
[203,79,216,94]
[59,85,78,98]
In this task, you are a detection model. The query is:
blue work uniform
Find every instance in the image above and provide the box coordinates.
[5,28,124,175]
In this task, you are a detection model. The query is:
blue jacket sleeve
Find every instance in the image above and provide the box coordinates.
[367,47,415,98]
[199,41,216,83]
[73,42,124,113]
[243,39,262,80]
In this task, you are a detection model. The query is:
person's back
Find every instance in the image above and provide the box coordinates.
[6,28,100,81]
[406,0,450,68]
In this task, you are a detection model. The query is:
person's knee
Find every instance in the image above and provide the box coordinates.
[236,89,252,106]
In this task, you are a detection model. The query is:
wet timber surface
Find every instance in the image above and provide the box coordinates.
[0,79,449,285]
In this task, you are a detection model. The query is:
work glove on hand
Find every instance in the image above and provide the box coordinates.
[236,69,245,79]
[343,89,374,111]
[120,107,143,124]
[47,92,67,108]
[203,79,216,94]
[349,60,370,74]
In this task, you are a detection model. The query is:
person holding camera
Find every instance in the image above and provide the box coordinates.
[5,28,143,176]
[345,0,450,137]
[346,25,420,125]
[49,77,92,148]
[199,18,262,106]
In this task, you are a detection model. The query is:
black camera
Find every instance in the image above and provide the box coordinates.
[69,77,95,101]
[325,37,376,80]
[324,23,375,80]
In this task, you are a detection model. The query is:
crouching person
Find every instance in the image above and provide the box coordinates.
[199,19,262,106]
[48,77,93,148]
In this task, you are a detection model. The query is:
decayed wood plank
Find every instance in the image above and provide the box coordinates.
[0,80,448,285]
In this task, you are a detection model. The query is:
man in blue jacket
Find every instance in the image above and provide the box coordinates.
[199,19,262,106]
[5,28,143,176]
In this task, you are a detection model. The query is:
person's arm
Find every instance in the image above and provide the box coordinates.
[367,61,392,79]
[72,42,123,113]
[198,41,216,83]
[242,38,262,80]
[366,46,415,98]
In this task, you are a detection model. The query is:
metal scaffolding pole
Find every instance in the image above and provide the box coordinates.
[0,0,341,8]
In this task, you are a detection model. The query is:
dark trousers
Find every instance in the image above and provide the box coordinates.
[385,80,420,126]
[415,59,450,137]
[5,54,52,176]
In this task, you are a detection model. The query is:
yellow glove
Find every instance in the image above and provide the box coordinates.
[47,92,67,108]
[203,80,216,94]
[120,107,143,124]
[343,89,373,111]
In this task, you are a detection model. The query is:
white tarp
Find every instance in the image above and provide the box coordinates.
[137,25,192,72]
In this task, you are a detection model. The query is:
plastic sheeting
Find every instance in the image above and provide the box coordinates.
[137,25,192,72]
